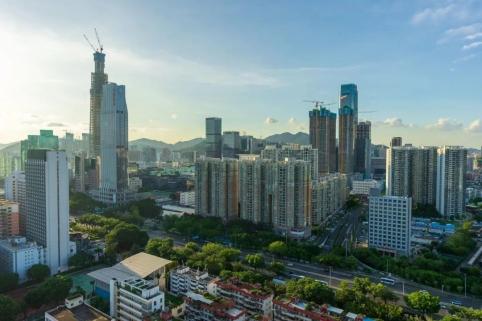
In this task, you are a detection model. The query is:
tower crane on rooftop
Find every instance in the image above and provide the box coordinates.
[94,28,103,52]
[83,29,104,53]
[303,100,336,109]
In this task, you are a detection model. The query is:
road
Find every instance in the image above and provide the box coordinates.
[147,229,482,309]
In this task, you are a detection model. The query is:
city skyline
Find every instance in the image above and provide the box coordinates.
[1,1,482,147]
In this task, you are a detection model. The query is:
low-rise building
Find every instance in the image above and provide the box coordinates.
[184,291,246,321]
[128,176,143,192]
[0,236,45,282]
[169,266,214,296]
[180,191,195,206]
[45,295,112,321]
[208,278,273,319]
[273,298,339,321]
[110,278,164,321]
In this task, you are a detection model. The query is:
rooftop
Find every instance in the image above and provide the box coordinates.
[116,252,173,278]
[46,304,111,321]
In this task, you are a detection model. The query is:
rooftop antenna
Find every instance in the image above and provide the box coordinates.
[94,28,103,52]
[83,34,97,52]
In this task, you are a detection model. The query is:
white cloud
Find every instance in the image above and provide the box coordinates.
[411,4,458,25]
[170,113,178,120]
[382,117,408,128]
[288,117,305,131]
[438,23,482,44]
[462,41,482,50]
[426,118,463,131]
[265,117,278,125]
[47,122,66,127]
[466,119,482,133]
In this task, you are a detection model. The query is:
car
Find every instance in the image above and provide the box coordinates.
[451,300,462,306]
[287,262,294,267]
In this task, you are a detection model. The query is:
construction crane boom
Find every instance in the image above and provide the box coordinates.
[303,100,335,109]
[94,28,103,52]
[83,34,97,52]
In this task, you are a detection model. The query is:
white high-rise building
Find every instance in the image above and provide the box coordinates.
[0,237,45,282]
[436,146,467,217]
[368,195,412,256]
[25,150,69,274]
[4,171,26,234]
[97,83,129,204]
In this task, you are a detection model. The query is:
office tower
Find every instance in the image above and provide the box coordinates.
[89,51,108,158]
[240,135,254,154]
[261,144,319,180]
[4,171,26,234]
[338,106,355,174]
[271,160,311,236]
[195,158,239,221]
[25,150,69,274]
[20,130,59,169]
[436,146,467,217]
[0,200,20,238]
[74,153,97,193]
[0,237,45,282]
[222,131,241,158]
[109,278,164,320]
[206,117,222,158]
[355,121,371,177]
[340,84,358,124]
[368,195,412,256]
[386,146,438,207]
[390,137,402,147]
[309,107,337,174]
[371,144,388,180]
[97,83,129,204]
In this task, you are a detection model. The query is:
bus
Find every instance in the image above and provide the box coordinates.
[380,277,396,285]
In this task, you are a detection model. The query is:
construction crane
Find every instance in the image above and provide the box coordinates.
[94,28,103,52]
[83,34,97,52]
[303,100,335,109]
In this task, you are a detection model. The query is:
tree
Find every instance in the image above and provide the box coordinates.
[27,264,50,282]
[285,277,335,304]
[24,286,48,309]
[0,272,19,293]
[405,291,440,315]
[268,241,288,257]
[0,294,20,321]
[129,199,160,219]
[245,253,265,268]
[269,261,285,275]
[68,252,95,268]
[145,238,175,259]
[43,275,73,304]
[105,223,149,254]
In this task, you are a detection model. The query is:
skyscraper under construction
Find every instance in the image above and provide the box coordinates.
[89,51,108,158]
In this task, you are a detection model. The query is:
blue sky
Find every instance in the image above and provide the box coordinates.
[0,0,481,146]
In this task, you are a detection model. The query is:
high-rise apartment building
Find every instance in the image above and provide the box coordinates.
[89,51,108,158]
[25,150,69,274]
[354,121,371,177]
[4,171,26,234]
[309,107,337,174]
[368,195,412,256]
[390,137,402,147]
[195,158,239,221]
[338,106,354,174]
[97,83,129,204]
[206,117,222,158]
[310,174,348,226]
[223,131,241,158]
[0,200,20,238]
[20,130,59,170]
[261,144,319,180]
[386,146,437,207]
[436,146,467,217]
[0,237,45,282]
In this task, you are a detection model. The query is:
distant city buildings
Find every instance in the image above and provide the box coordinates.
[223,131,241,158]
[351,179,382,196]
[179,191,195,207]
[0,200,20,238]
[4,171,26,234]
[338,106,354,174]
[206,117,223,158]
[20,129,59,170]
[25,150,70,274]
[436,146,467,217]
[354,121,371,178]
[368,195,412,256]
